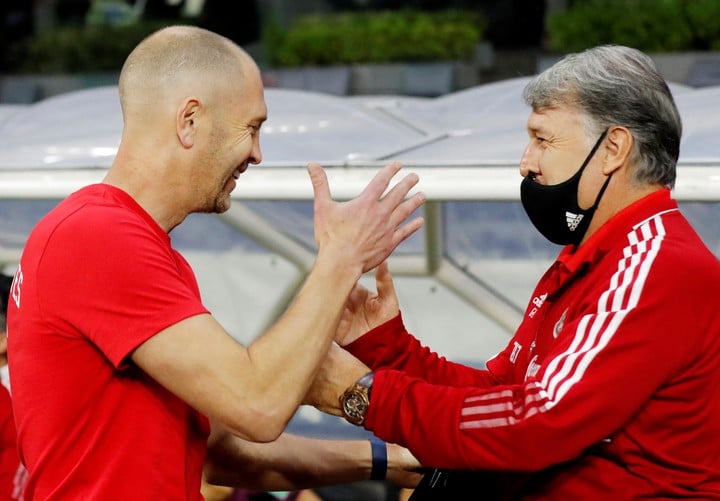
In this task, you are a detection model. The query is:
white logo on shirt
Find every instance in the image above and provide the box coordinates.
[528,292,547,318]
[553,308,568,339]
[10,265,22,309]
[525,355,540,380]
[510,341,522,364]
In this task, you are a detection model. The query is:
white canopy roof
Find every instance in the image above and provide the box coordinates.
[0,78,718,200]
[1,79,718,438]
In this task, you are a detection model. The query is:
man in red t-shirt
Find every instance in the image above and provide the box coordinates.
[7,26,425,499]
[0,274,26,500]
[307,45,720,499]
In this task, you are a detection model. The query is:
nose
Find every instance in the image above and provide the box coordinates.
[519,143,539,178]
[249,137,262,165]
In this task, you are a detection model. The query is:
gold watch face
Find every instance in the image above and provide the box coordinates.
[341,385,370,425]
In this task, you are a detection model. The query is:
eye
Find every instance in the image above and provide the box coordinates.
[534,135,551,148]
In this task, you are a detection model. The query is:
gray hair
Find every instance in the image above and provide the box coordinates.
[523,45,681,188]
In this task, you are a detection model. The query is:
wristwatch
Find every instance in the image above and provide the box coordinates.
[340,371,374,426]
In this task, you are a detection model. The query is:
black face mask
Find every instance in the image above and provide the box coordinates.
[520,129,610,246]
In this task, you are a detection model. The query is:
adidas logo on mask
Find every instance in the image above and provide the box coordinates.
[566,211,584,231]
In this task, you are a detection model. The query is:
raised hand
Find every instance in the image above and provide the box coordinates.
[308,161,425,275]
[335,261,400,347]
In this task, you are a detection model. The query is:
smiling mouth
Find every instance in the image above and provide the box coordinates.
[232,165,247,180]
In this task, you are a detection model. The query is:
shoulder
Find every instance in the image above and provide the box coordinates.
[656,210,717,268]
[38,185,165,255]
[640,210,720,297]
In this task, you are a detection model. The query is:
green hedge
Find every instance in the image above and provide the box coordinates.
[11,21,173,73]
[265,9,486,67]
[11,9,485,74]
[547,0,720,53]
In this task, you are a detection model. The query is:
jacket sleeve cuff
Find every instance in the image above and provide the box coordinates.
[345,312,408,363]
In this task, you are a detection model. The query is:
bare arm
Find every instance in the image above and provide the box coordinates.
[204,423,422,491]
[304,262,402,417]
[132,162,425,442]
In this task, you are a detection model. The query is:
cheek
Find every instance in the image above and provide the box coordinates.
[543,150,578,185]
[232,134,254,155]
[231,128,252,146]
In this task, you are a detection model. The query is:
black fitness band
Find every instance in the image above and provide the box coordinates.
[369,437,387,480]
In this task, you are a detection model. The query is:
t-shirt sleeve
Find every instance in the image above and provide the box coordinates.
[35,205,209,368]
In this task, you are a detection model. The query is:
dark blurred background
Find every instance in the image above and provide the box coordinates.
[4,1,718,103]
[0,0,550,72]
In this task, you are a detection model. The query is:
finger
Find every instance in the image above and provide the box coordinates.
[361,213,426,273]
[381,171,421,209]
[347,281,368,307]
[359,162,403,200]
[307,162,330,209]
[375,261,397,301]
[388,188,426,227]
[390,216,425,251]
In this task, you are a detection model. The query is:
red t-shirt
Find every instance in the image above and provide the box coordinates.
[0,384,26,500]
[7,184,210,500]
[350,189,720,499]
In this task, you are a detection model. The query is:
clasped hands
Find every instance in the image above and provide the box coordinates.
[303,261,399,417]
[305,161,424,483]
[304,261,424,486]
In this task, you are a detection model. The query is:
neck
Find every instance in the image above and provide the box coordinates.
[581,182,663,246]
[104,148,191,233]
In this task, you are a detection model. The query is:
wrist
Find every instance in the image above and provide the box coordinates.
[340,371,374,426]
[315,245,363,283]
[369,437,387,481]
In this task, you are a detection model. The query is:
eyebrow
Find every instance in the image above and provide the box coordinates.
[527,124,547,136]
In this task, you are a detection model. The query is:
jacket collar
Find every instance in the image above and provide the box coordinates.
[556,188,677,275]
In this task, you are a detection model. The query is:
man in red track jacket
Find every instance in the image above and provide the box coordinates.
[306,45,720,499]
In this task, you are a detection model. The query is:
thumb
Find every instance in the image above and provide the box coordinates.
[307,162,330,208]
[375,261,397,300]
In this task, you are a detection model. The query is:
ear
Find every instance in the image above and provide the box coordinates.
[176,98,201,149]
[602,126,633,176]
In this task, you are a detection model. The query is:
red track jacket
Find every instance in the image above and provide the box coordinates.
[349,189,720,499]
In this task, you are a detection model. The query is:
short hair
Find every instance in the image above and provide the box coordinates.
[523,45,681,188]
[118,25,247,116]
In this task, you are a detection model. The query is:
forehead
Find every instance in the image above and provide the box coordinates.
[242,87,268,123]
[226,69,268,123]
[526,105,586,135]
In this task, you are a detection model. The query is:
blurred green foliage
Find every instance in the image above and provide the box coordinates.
[547,0,720,52]
[265,9,486,66]
[11,21,173,73]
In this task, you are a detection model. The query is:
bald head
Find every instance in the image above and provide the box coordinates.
[108,25,267,229]
[118,25,258,122]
